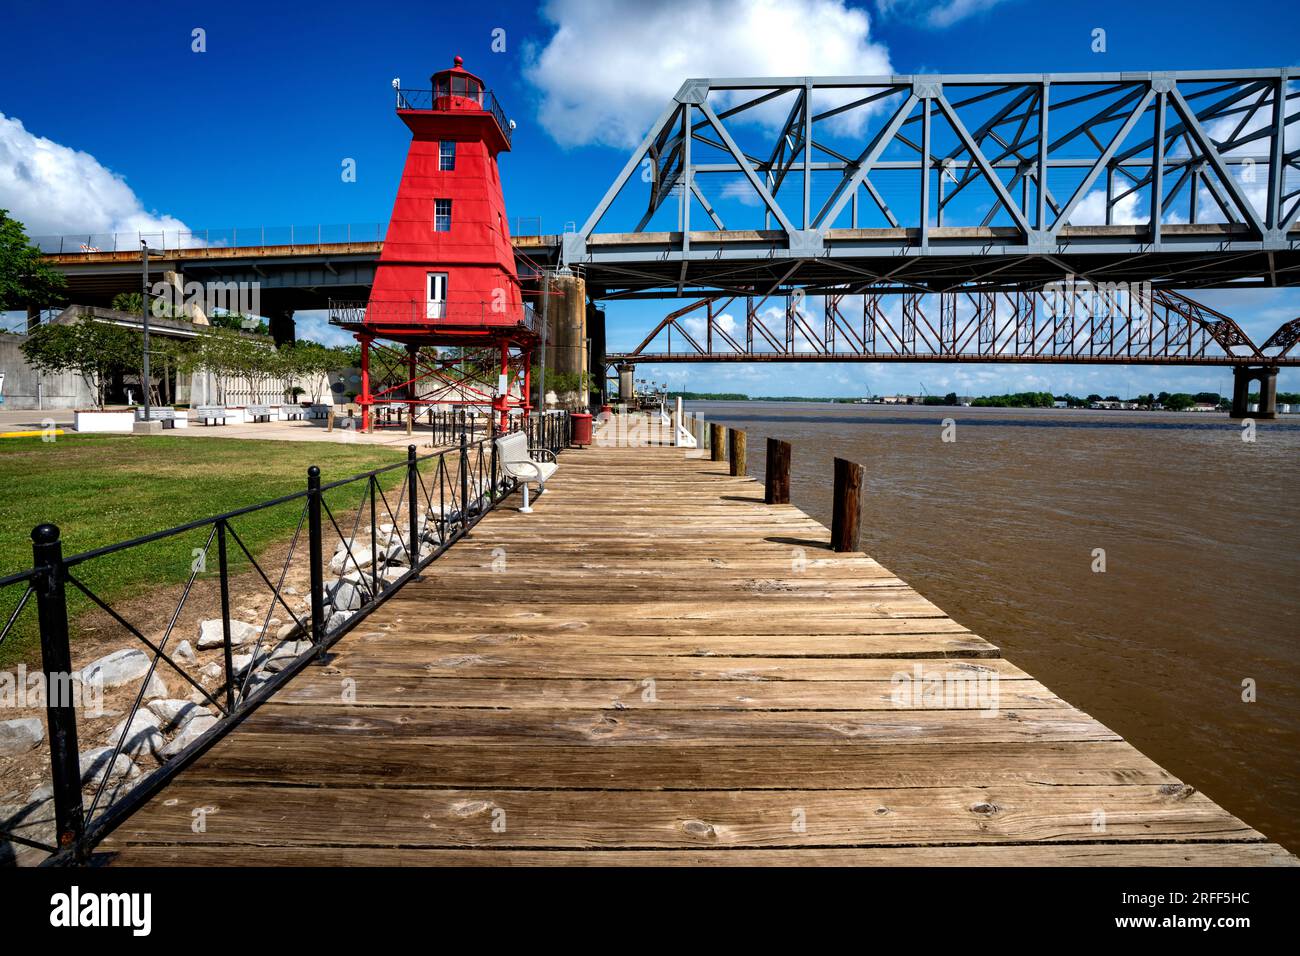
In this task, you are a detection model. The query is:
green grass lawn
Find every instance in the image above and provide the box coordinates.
[0,435,408,666]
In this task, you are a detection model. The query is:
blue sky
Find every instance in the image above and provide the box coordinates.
[1,0,1297,397]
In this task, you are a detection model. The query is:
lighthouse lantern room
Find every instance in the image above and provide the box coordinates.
[331,56,536,432]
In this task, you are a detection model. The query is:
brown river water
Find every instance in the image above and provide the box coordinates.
[690,401,1299,852]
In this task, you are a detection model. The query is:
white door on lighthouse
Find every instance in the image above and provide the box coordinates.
[426,272,447,319]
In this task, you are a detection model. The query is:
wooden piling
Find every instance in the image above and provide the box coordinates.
[765,438,791,504]
[729,429,747,477]
[710,423,727,462]
[831,457,862,553]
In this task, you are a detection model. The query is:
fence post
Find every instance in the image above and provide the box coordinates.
[307,466,326,646]
[30,524,84,853]
[710,423,727,462]
[765,438,791,504]
[216,520,235,711]
[407,445,422,571]
[488,421,499,501]
[729,428,747,477]
[831,457,863,553]
[458,432,470,536]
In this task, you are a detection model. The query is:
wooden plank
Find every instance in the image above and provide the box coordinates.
[106,784,1266,848]
[272,676,1064,710]
[99,843,1300,868]
[238,703,1119,744]
[179,740,1178,789]
[319,656,1034,681]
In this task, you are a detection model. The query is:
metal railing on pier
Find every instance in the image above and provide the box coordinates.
[0,424,570,866]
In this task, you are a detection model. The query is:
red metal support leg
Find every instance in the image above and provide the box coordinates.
[359,334,373,433]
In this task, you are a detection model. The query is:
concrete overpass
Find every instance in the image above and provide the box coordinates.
[36,235,563,342]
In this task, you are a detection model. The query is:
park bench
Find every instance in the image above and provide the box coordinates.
[281,405,306,421]
[246,404,273,423]
[193,405,230,426]
[494,431,557,514]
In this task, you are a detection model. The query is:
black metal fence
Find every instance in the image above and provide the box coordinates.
[0,419,570,866]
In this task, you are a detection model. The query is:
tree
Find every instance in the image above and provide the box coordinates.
[0,210,66,312]
[111,292,144,314]
[277,341,346,403]
[210,312,269,335]
[20,316,137,407]
[1164,392,1195,411]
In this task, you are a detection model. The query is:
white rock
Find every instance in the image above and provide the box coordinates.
[160,715,218,759]
[283,586,299,596]
[329,542,375,575]
[174,640,197,664]
[142,672,168,700]
[197,618,260,650]
[80,648,150,688]
[147,699,212,731]
[328,580,361,611]
[200,662,223,680]
[0,718,43,756]
[276,621,302,641]
[79,746,136,786]
[232,652,270,677]
[106,712,164,759]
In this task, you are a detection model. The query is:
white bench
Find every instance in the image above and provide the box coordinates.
[193,405,231,426]
[495,431,557,513]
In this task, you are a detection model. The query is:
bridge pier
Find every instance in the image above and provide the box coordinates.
[1231,365,1278,419]
[617,363,635,404]
[267,305,296,346]
[543,273,588,408]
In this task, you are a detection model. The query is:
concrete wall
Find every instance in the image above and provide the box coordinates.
[0,333,95,410]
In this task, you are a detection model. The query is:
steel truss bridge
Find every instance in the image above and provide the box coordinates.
[609,288,1300,366]
[565,69,1300,298]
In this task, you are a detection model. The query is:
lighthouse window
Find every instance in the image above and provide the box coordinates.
[439,140,456,171]
[434,199,453,232]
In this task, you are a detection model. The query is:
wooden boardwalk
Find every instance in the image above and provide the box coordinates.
[101,440,1294,865]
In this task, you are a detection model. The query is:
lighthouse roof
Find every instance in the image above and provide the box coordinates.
[431,55,483,92]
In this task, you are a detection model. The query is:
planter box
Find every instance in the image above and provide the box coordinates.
[75,409,135,433]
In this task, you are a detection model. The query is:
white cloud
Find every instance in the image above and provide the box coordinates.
[719,178,765,207]
[875,0,1013,28]
[293,310,356,348]
[1068,185,1144,225]
[0,113,190,242]
[524,0,892,149]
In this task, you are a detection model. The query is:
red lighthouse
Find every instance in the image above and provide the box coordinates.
[334,56,536,432]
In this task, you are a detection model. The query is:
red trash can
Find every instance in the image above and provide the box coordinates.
[570,412,593,448]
